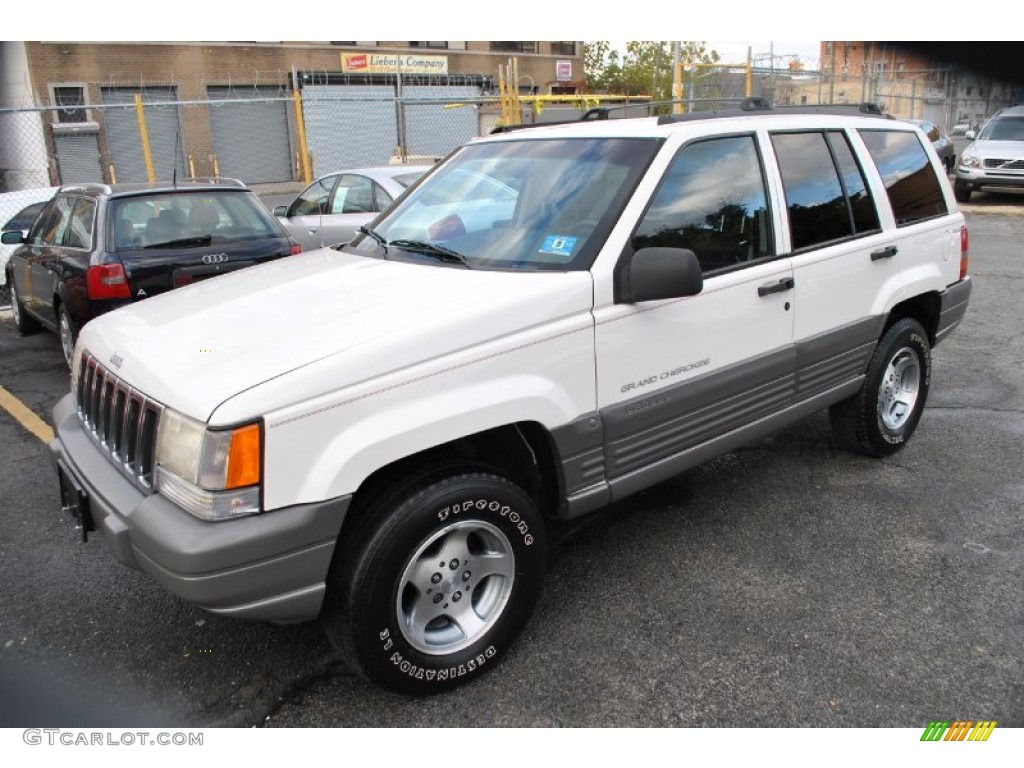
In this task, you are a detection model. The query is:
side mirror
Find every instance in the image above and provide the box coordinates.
[617,247,703,304]
[965,130,976,140]
[273,205,289,217]
[1,230,25,245]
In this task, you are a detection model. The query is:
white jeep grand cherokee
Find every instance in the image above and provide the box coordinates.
[50,101,972,693]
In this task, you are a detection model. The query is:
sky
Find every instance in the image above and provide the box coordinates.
[610,41,823,71]
[14,1,930,52]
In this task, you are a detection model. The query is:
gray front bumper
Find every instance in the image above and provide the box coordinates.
[50,394,350,623]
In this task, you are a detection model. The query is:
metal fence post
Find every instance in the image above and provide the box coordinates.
[292,89,311,184]
[134,93,156,184]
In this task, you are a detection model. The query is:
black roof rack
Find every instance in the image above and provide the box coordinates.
[657,100,892,125]
[489,99,893,135]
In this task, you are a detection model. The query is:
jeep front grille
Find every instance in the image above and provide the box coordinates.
[76,351,163,491]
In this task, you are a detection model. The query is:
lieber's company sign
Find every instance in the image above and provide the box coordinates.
[341,53,449,75]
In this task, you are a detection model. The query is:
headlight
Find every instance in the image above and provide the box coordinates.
[154,409,262,521]
[959,152,980,168]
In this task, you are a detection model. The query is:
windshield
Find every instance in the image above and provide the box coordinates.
[350,137,660,271]
[109,190,284,252]
[979,116,1024,141]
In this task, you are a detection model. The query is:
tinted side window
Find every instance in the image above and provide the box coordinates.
[772,131,880,250]
[632,135,773,274]
[65,198,96,249]
[859,130,949,225]
[32,196,74,246]
[827,133,881,235]
[5,201,49,232]
[771,133,845,250]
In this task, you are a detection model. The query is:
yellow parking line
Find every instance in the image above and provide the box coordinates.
[0,385,54,444]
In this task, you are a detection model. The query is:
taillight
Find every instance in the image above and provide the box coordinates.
[959,224,969,280]
[87,263,132,300]
[289,239,302,256]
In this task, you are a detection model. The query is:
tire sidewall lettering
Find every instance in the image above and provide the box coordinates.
[435,495,534,546]
[385,644,500,683]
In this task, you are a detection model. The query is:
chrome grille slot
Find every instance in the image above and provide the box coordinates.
[138,406,158,486]
[74,351,164,492]
[99,379,114,444]
[109,387,127,457]
[123,397,141,469]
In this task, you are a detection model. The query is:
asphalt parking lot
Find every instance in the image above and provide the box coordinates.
[0,205,1021,729]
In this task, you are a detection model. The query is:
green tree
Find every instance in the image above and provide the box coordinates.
[584,41,722,101]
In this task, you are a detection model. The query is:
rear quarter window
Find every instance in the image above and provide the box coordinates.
[858,130,949,225]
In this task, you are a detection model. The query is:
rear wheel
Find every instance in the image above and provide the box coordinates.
[58,304,76,368]
[830,317,931,457]
[8,276,40,335]
[322,471,546,694]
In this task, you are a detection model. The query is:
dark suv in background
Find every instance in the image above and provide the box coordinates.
[2,179,300,366]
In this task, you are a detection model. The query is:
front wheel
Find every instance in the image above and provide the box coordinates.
[830,317,932,457]
[953,181,972,203]
[322,472,547,694]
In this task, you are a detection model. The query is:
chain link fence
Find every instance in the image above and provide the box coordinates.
[1,67,1016,310]
[0,89,527,307]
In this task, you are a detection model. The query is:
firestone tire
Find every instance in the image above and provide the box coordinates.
[829,317,931,458]
[322,472,547,695]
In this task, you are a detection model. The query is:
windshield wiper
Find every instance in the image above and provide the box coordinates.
[356,225,388,256]
[144,234,212,250]
[388,239,472,269]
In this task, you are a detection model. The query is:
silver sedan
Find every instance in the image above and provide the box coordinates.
[274,165,431,251]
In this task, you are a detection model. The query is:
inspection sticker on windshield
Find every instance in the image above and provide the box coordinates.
[539,235,577,257]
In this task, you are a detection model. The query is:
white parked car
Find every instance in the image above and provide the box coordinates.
[50,102,971,694]
[273,165,431,250]
[0,186,58,287]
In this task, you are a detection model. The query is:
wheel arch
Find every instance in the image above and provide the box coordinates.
[886,291,941,345]
[344,421,566,539]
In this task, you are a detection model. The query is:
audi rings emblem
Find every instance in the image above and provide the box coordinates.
[202,253,229,265]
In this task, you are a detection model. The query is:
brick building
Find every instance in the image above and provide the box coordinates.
[816,42,1020,128]
[1,41,584,189]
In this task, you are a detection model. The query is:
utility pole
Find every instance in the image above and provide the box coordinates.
[672,41,682,114]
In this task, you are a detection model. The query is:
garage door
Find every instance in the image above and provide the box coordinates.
[54,131,103,184]
[403,85,481,158]
[101,87,185,182]
[207,87,293,185]
[301,85,397,175]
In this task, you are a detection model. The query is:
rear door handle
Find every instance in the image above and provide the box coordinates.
[871,245,898,261]
[758,277,795,297]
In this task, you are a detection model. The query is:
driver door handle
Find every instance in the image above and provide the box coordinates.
[758,277,795,297]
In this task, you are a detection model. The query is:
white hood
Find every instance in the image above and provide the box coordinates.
[77,249,595,423]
